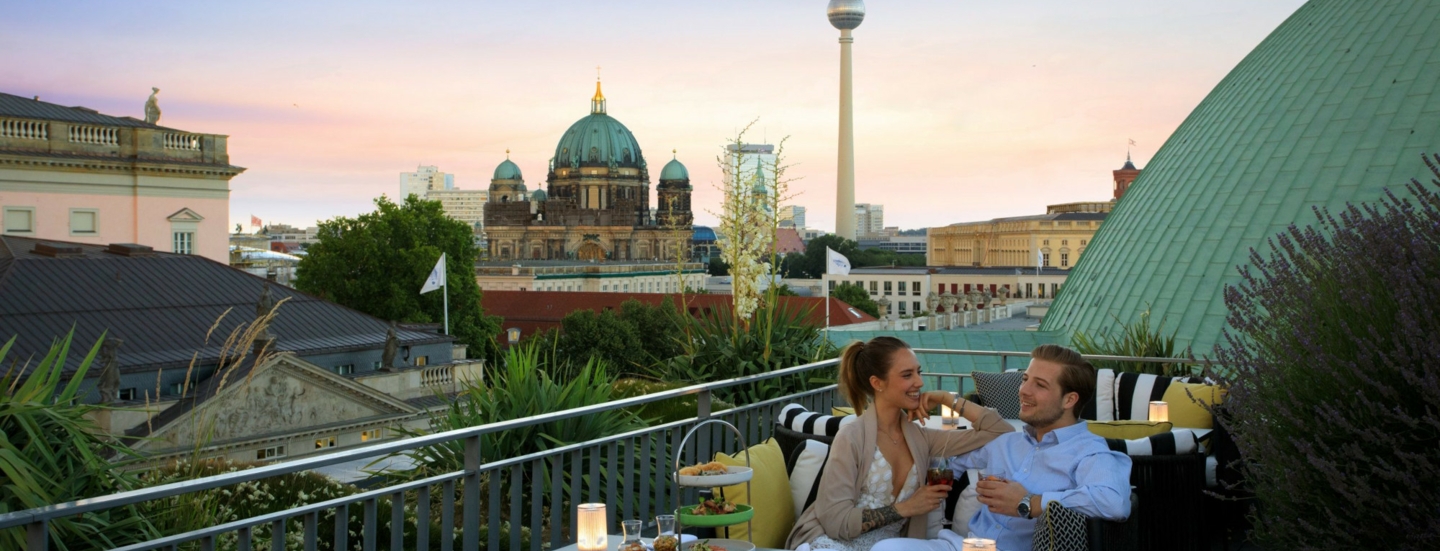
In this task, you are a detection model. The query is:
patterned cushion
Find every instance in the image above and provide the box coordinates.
[1104,429,1200,456]
[972,371,1025,418]
[1033,500,1090,551]
[1112,373,1206,420]
[778,404,855,437]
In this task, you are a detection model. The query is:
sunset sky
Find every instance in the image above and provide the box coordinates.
[2,0,1307,232]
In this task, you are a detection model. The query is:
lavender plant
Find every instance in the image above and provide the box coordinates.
[1215,153,1440,550]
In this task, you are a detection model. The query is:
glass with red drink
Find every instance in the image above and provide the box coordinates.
[926,457,954,486]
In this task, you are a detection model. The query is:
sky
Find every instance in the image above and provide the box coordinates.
[1,0,1308,232]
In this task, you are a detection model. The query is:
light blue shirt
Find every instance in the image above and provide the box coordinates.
[948,422,1132,551]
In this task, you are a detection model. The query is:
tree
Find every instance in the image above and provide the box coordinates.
[707,256,730,276]
[797,235,860,278]
[830,282,879,318]
[295,195,501,355]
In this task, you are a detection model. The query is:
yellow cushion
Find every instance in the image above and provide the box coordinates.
[712,438,794,549]
[831,406,856,417]
[1087,420,1173,440]
[1162,382,1225,429]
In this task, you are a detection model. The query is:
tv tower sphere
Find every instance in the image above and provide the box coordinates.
[827,0,865,30]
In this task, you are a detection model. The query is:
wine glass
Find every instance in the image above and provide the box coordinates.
[926,457,954,486]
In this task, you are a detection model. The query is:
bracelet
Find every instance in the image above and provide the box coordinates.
[953,394,965,416]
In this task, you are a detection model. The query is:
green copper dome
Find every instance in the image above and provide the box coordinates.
[1042,0,1440,354]
[659,157,688,181]
[531,188,548,201]
[493,158,522,180]
[554,113,645,170]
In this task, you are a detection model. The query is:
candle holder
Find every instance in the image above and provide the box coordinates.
[1148,401,1170,423]
[576,503,608,551]
[962,537,997,551]
[939,402,960,426]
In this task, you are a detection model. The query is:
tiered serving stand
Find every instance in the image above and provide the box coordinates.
[672,419,755,550]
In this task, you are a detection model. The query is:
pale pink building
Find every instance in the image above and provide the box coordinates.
[0,92,243,263]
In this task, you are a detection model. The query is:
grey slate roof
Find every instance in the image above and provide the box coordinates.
[0,236,452,375]
[0,92,167,129]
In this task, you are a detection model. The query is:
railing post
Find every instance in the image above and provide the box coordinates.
[26,520,46,551]
[697,389,712,419]
[463,434,482,551]
[1000,355,1008,372]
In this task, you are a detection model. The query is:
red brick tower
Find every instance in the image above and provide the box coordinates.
[1113,153,1141,200]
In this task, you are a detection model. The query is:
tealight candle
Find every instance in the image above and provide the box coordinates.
[962,537,997,551]
[576,503,608,551]
[1148,401,1170,423]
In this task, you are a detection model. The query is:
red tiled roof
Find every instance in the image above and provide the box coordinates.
[482,291,876,339]
[774,228,806,254]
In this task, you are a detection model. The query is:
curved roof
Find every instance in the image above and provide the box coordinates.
[554,113,644,169]
[659,157,689,181]
[1042,0,1440,354]
[531,188,548,201]
[693,226,717,241]
[493,159,522,180]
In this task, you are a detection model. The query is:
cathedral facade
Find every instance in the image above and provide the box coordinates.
[484,82,693,261]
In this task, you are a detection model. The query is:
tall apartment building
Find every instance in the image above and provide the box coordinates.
[0,92,244,263]
[854,203,884,238]
[427,188,489,244]
[779,205,807,229]
[399,165,453,199]
[724,143,776,194]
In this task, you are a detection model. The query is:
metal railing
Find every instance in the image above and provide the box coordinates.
[0,349,1214,551]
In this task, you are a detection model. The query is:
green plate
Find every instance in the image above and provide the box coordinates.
[676,504,754,527]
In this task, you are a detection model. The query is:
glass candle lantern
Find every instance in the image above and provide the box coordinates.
[576,503,608,551]
[1148,401,1170,423]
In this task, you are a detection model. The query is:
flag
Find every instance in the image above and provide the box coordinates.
[251,215,262,227]
[826,247,851,275]
[421,253,446,294]
[1128,138,1137,147]
[1037,249,1044,267]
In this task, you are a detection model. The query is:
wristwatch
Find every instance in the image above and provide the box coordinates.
[1017,494,1034,519]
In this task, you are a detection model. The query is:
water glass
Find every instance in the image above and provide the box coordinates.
[620,520,644,551]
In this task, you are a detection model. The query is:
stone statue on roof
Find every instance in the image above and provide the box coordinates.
[144,87,161,125]
[381,321,399,370]
[96,338,123,403]
[925,291,941,314]
[940,293,957,313]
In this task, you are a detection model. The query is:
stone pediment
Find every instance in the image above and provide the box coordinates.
[166,207,205,222]
[140,354,419,451]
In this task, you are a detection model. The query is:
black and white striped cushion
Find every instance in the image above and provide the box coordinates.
[778,404,855,437]
[1112,373,1206,420]
[1105,429,1200,456]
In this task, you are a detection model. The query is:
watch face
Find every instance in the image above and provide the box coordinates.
[1017,498,1031,519]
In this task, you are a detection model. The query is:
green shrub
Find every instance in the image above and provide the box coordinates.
[655,300,837,405]
[1071,308,1198,376]
[611,378,735,424]
[0,332,159,551]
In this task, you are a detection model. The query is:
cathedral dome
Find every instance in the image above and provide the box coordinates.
[659,156,688,181]
[531,188,548,201]
[553,81,645,170]
[493,158,523,180]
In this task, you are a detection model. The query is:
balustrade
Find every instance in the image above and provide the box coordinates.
[68,125,118,146]
[421,365,455,387]
[162,132,202,150]
[0,119,48,140]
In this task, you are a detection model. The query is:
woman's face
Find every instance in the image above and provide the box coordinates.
[869,347,924,411]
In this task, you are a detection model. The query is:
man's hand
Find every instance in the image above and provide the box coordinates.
[976,477,1030,518]
[895,482,951,518]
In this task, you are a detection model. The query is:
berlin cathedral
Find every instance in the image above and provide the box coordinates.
[483,80,694,261]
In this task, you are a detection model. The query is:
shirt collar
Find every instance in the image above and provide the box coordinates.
[1022,420,1090,444]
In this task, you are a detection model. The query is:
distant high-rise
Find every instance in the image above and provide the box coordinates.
[779,205,807,229]
[724,143,776,193]
[854,203,883,238]
[399,165,452,199]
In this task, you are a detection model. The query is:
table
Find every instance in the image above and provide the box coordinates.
[923,415,973,430]
[551,535,785,551]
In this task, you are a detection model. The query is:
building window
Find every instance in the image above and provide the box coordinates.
[1080,239,1087,246]
[883,281,892,295]
[1061,253,1070,267]
[3,207,34,234]
[373,361,383,369]
[168,383,185,396]
[1042,253,1051,267]
[415,355,428,367]
[869,281,877,294]
[335,364,354,375]
[70,209,98,235]
[173,231,195,255]
[315,436,337,449]
[1052,283,1059,297]
[913,301,921,313]
[256,445,286,460]
[1062,239,1069,246]
[898,281,907,294]
[898,301,906,314]
[118,388,136,401]
[1042,239,1049,246]
[828,280,836,291]
[1025,283,1033,298]
[360,428,383,442]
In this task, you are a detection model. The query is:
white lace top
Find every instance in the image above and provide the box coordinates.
[809,448,920,551]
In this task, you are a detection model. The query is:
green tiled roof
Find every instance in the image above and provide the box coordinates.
[826,330,1064,388]
[1043,0,1440,355]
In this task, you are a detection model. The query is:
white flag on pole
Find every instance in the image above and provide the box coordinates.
[826,247,851,276]
[421,253,447,294]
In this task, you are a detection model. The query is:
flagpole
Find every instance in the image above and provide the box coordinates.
[442,253,450,336]
[824,275,831,338]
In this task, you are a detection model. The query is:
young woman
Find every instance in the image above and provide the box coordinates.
[787,336,1012,551]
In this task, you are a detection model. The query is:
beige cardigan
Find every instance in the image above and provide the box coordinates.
[785,404,1012,549]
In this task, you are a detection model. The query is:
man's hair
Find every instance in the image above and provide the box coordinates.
[1031,344,1096,418]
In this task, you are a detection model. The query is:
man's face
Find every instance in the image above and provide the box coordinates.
[1018,358,1072,428]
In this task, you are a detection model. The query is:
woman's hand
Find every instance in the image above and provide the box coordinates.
[908,390,956,422]
[895,483,952,518]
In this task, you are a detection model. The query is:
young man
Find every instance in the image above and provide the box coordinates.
[949,344,1132,550]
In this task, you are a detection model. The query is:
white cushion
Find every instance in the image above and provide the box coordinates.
[951,470,983,535]
[1095,368,1116,421]
[789,439,830,518]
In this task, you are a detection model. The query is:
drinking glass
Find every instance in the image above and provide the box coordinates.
[620,520,644,551]
[653,514,679,551]
[926,457,954,486]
